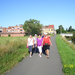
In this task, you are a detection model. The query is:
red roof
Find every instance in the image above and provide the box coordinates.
[8,27,11,29]
[45,26,49,28]
[45,25,54,29]
[49,25,54,28]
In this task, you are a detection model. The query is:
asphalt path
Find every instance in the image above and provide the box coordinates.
[5,35,63,75]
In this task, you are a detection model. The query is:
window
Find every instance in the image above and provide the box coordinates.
[8,30,11,32]
[18,28,19,29]
[12,27,14,29]
[20,27,22,28]
[51,29,53,31]
[18,30,19,32]
[20,29,22,31]
[15,30,16,32]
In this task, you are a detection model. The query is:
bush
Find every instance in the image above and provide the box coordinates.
[24,34,25,37]
[0,34,1,37]
[8,34,10,37]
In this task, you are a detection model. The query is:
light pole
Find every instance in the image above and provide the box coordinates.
[60,26,62,34]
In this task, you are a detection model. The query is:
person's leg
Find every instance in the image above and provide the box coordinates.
[29,45,33,57]
[39,46,42,57]
[46,45,50,58]
[47,49,49,56]
[38,46,41,57]
[44,45,47,56]
[34,44,36,53]
[43,45,46,55]
[45,50,47,56]
[29,46,31,57]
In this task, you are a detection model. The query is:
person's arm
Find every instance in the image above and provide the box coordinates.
[49,35,51,40]
[42,38,44,47]
[36,38,37,47]
[49,39,52,46]
[33,38,34,48]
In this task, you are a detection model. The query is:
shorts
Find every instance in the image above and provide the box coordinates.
[43,45,50,51]
[28,45,33,52]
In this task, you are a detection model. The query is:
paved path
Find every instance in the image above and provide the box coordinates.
[5,35,63,75]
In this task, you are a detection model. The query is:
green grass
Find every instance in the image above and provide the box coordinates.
[56,35,75,75]
[50,34,55,37]
[0,36,29,75]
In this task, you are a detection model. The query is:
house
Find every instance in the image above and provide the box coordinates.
[0,25,25,37]
[0,26,3,32]
[42,25,55,34]
[7,25,25,33]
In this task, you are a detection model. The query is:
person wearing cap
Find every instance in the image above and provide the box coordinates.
[42,33,52,59]
[33,34,37,53]
[27,34,34,57]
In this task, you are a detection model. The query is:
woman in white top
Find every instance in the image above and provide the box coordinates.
[27,34,34,57]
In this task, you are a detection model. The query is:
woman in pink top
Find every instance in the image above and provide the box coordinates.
[36,34,43,57]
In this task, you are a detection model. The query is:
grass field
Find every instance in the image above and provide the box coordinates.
[56,35,75,75]
[0,36,29,75]
[0,34,54,75]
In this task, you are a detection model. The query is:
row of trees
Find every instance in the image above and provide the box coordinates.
[56,25,75,34]
[23,19,43,35]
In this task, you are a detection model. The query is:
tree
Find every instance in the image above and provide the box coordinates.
[66,28,68,32]
[68,26,72,32]
[58,25,66,33]
[56,29,60,34]
[23,19,43,35]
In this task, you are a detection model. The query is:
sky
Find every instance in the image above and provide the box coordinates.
[0,0,75,30]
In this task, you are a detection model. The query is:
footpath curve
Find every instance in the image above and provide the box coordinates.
[5,35,63,75]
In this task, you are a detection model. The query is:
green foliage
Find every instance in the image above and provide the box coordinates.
[56,25,67,34]
[56,35,75,75]
[68,26,72,32]
[66,26,75,32]
[8,34,10,37]
[23,19,42,35]
[18,56,24,62]
[24,34,26,37]
[56,29,60,34]
[72,31,75,44]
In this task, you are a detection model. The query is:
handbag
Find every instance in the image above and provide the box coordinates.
[26,46,28,48]
[45,43,48,45]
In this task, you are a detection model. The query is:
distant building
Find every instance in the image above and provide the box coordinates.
[0,26,3,32]
[0,25,25,37]
[42,25,56,34]
[7,25,25,33]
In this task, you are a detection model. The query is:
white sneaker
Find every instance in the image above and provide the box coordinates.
[30,55,32,57]
[40,55,42,57]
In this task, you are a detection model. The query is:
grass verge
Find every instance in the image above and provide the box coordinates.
[0,37,29,75]
[56,35,75,75]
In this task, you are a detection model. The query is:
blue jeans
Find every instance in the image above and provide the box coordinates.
[28,45,33,52]
[34,44,37,52]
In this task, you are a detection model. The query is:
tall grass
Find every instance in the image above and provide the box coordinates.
[0,37,29,75]
[56,35,75,75]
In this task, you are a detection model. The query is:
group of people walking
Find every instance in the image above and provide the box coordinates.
[27,33,52,58]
